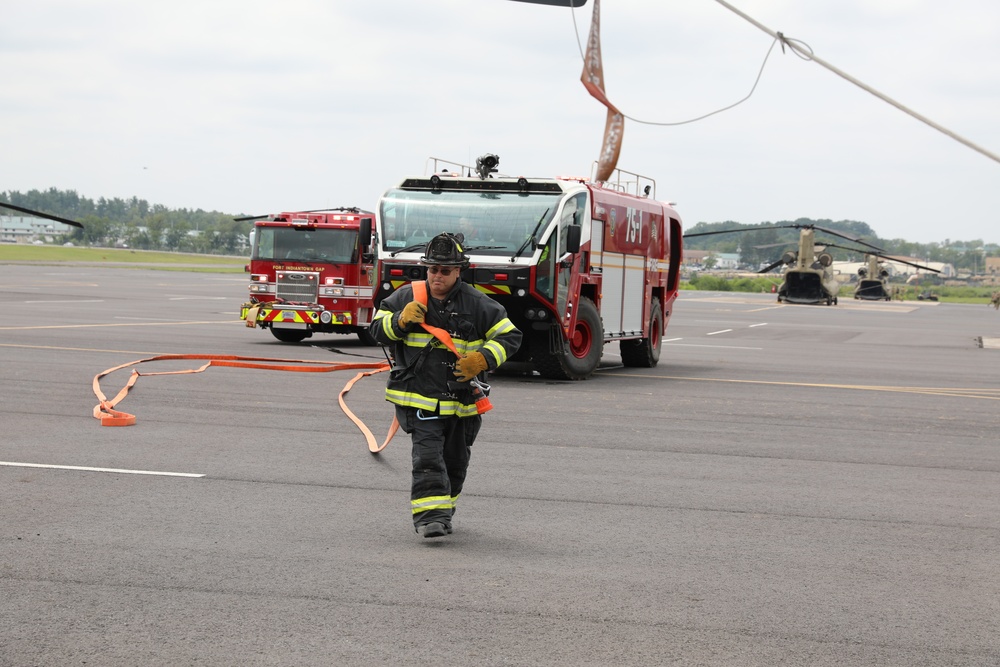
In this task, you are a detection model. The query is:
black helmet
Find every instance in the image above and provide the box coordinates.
[420,232,469,267]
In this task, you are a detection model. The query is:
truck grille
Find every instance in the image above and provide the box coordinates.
[276,271,319,303]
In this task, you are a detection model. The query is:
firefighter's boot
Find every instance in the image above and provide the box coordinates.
[417,522,452,539]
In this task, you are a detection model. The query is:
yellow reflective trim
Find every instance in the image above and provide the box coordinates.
[402,332,435,347]
[437,400,479,418]
[376,309,401,340]
[486,317,516,338]
[412,495,454,513]
[385,389,439,411]
[482,340,507,366]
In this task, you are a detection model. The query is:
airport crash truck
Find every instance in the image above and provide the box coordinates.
[240,207,379,344]
[373,156,684,380]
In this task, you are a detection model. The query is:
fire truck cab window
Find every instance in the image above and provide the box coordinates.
[253,228,357,264]
[378,189,558,254]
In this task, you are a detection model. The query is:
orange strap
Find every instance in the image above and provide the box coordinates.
[409,281,493,415]
[92,353,398,453]
[410,280,461,358]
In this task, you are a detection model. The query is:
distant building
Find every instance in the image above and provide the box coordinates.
[682,249,710,267]
[0,215,74,244]
[713,253,740,270]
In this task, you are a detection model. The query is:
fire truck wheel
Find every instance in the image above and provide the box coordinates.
[531,297,603,381]
[620,299,662,368]
[269,328,310,343]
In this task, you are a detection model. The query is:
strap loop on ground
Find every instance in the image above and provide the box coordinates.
[92,354,396,451]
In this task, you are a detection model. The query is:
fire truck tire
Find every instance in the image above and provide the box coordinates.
[531,297,603,381]
[356,329,378,346]
[620,299,662,368]
[269,328,310,343]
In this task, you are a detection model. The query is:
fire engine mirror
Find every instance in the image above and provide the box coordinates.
[565,225,582,254]
[360,218,373,248]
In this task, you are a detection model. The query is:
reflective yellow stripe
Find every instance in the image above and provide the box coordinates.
[385,389,439,412]
[412,495,454,514]
[402,332,435,348]
[486,317,516,338]
[375,309,402,340]
[482,339,507,366]
[438,400,480,418]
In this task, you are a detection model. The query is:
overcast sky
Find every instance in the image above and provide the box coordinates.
[3,0,998,244]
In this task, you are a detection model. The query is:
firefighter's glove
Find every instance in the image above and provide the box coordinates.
[454,351,489,383]
[398,301,427,328]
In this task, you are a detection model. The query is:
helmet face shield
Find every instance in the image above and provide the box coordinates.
[420,233,469,267]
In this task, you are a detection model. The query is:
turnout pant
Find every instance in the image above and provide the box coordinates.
[396,406,482,528]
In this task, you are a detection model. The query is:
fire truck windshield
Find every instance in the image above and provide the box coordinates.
[253,227,357,264]
[379,189,560,256]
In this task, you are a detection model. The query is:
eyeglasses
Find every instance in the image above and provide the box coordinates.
[427,266,457,276]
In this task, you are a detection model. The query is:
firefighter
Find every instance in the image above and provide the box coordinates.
[370,232,522,538]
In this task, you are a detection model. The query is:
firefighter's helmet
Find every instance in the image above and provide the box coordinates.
[420,232,469,267]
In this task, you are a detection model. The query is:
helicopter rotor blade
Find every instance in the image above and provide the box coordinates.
[683,224,793,239]
[0,201,85,229]
[758,258,786,274]
[233,207,363,223]
[877,254,941,273]
[810,225,886,252]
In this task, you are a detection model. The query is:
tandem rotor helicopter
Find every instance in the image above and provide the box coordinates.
[683,223,939,305]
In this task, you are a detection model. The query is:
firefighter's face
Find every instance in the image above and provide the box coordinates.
[426,265,459,298]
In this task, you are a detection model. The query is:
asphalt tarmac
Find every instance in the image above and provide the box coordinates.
[2,265,999,666]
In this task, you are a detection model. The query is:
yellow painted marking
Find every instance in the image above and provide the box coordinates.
[601,372,1000,401]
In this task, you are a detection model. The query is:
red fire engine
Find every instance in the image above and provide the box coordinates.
[241,207,378,344]
[373,155,683,379]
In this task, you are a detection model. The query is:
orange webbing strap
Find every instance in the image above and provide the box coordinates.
[92,354,397,451]
[410,280,461,358]
[338,368,400,454]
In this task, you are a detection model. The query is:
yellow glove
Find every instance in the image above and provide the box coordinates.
[454,351,489,382]
[398,301,427,328]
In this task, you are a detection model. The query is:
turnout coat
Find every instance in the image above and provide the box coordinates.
[370,280,522,417]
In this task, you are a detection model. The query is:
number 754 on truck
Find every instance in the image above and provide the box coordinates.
[373,155,684,380]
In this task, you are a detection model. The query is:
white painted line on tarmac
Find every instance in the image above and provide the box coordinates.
[662,337,683,342]
[749,323,768,328]
[706,329,733,336]
[24,299,105,304]
[0,461,205,478]
[664,343,762,350]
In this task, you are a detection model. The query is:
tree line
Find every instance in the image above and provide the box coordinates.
[1,188,251,255]
[683,219,999,273]
[5,189,998,271]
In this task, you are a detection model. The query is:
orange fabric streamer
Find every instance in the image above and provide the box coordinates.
[580,0,624,182]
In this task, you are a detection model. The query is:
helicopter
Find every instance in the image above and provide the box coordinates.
[684,223,900,306]
[853,252,940,301]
